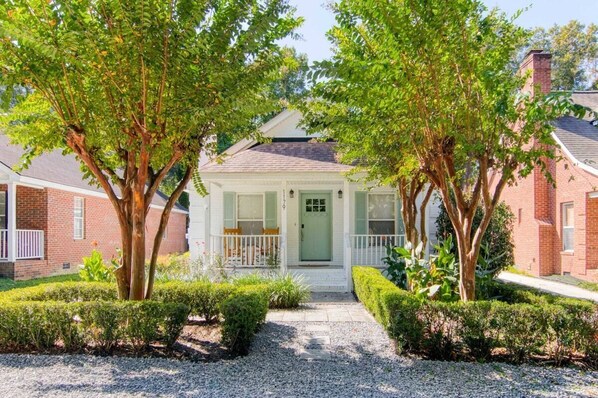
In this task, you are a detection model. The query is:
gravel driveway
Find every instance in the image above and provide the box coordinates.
[1,301,597,397]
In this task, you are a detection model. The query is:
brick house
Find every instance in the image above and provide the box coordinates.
[0,134,188,280]
[500,50,598,282]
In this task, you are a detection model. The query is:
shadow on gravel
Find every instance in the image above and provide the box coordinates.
[0,321,596,398]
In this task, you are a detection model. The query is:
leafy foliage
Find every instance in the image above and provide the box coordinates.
[79,250,116,283]
[353,267,598,364]
[232,272,311,308]
[523,21,598,90]
[436,201,515,273]
[220,285,269,355]
[301,0,590,301]
[0,0,302,299]
[383,239,460,302]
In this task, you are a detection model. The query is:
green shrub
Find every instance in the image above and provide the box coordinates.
[352,266,598,364]
[152,281,236,322]
[0,282,118,302]
[79,250,116,282]
[232,272,311,309]
[436,200,515,273]
[0,300,189,352]
[220,285,269,355]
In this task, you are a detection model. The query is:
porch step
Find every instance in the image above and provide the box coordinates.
[288,268,348,293]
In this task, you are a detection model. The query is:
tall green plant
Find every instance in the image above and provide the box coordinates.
[0,0,302,300]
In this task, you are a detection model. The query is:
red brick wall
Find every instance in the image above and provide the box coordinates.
[8,186,187,280]
[499,50,598,282]
[587,196,598,270]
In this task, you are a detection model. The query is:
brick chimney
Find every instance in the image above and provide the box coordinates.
[519,50,552,95]
[519,50,556,276]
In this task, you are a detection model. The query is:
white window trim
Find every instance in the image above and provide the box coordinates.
[562,202,574,252]
[236,193,265,234]
[74,196,85,240]
[367,192,396,235]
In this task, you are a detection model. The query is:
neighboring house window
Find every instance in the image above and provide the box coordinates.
[237,194,263,235]
[562,202,574,252]
[368,193,395,235]
[74,197,85,239]
[0,192,5,229]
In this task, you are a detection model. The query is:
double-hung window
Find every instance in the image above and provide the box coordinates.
[368,193,395,235]
[562,202,574,251]
[237,194,264,235]
[74,197,85,239]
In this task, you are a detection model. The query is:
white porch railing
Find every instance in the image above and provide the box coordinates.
[0,229,45,261]
[348,234,405,267]
[210,234,284,268]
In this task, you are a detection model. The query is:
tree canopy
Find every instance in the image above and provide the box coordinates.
[0,0,302,299]
[301,0,588,301]
[523,20,598,90]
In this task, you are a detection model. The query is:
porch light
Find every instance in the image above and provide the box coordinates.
[289,189,294,198]
[338,189,343,199]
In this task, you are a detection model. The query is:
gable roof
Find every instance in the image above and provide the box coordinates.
[201,141,352,173]
[0,134,187,212]
[552,91,598,176]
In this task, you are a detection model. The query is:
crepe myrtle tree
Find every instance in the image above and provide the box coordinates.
[302,0,589,301]
[0,0,302,300]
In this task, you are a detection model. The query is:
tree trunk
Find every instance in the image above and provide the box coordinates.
[145,167,193,299]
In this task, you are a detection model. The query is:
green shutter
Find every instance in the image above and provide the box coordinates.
[223,192,236,228]
[396,196,405,235]
[265,191,277,228]
[355,191,367,234]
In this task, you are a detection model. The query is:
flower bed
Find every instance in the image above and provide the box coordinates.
[353,266,598,365]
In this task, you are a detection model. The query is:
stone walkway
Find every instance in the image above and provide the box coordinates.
[498,272,598,302]
[266,293,375,361]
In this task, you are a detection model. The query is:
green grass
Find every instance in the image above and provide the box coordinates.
[579,281,598,293]
[505,266,533,277]
[0,274,81,292]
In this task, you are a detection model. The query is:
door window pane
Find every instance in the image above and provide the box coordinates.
[0,192,5,229]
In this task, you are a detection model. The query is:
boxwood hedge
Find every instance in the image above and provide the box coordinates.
[352,266,598,364]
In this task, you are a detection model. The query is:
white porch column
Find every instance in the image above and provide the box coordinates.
[281,181,288,273]
[7,182,16,262]
[343,180,352,292]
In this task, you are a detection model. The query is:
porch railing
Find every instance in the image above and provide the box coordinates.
[210,234,283,268]
[0,229,45,261]
[348,234,405,267]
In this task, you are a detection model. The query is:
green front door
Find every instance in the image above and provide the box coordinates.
[300,192,332,261]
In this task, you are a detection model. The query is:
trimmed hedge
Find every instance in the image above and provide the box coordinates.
[0,280,269,355]
[0,300,189,352]
[152,281,237,322]
[220,285,270,355]
[353,266,598,364]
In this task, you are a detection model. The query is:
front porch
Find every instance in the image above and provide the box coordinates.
[0,182,46,278]
[190,174,415,292]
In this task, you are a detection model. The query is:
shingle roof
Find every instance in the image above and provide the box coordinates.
[571,91,598,118]
[201,141,352,173]
[553,116,598,171]
[0,134,187,211]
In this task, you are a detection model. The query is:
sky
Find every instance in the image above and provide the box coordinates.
[280,0,598,63]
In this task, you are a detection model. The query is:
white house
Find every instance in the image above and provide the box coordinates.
[188,110,439,291]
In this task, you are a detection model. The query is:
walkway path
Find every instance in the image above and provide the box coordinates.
[0,293,596,397]
[498,272,598,302]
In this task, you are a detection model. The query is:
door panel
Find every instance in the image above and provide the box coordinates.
[300,192,332,261]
